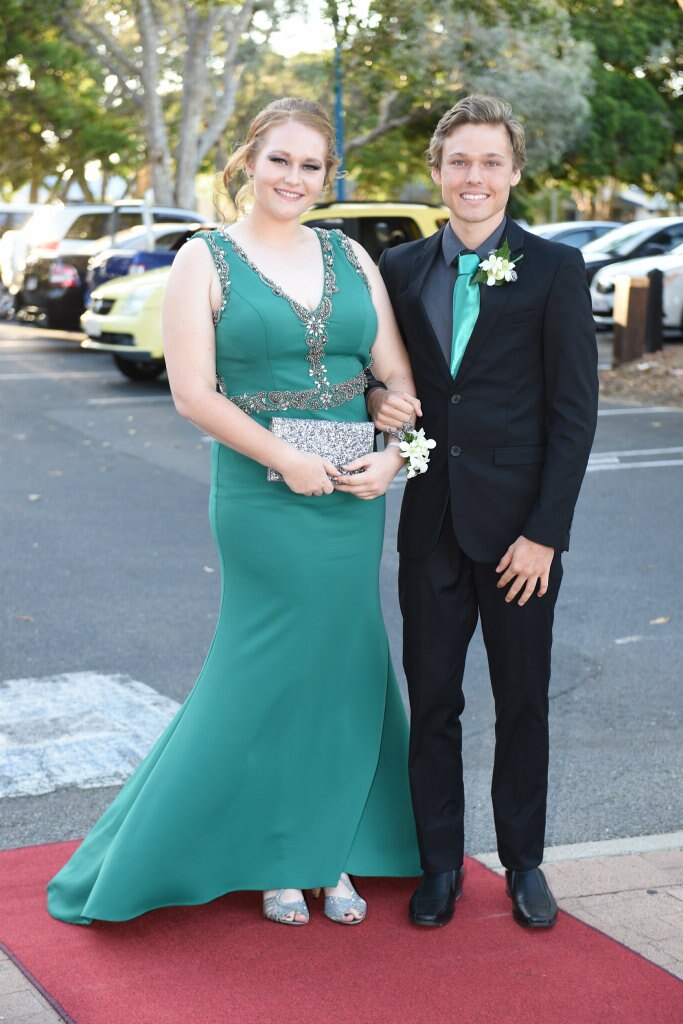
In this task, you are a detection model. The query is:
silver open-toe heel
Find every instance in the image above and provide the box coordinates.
[262,889,309,925]
[321,873,367,925]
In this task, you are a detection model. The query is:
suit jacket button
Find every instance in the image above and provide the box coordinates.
[450,393,461,404]
[450,445,461,457]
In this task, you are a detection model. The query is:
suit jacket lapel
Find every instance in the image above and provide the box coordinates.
[402,228,453,379]
[453,218,526,385]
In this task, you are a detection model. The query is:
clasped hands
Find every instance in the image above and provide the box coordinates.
[279,448,403,501]
[280,389,424,500]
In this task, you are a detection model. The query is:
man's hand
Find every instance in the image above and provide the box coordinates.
[367,388,422,433]
[496,536,555,606]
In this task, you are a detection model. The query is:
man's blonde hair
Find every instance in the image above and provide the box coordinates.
[427,95,526,171]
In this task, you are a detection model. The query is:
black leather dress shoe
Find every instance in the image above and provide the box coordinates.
[506,867,557,928]
[409,868,464,927]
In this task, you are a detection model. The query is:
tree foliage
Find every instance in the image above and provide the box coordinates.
[0,0,139,199]
[2,0,681,208]
[50,0,295,207]
[557,0,683,200]
[322,0,594,197]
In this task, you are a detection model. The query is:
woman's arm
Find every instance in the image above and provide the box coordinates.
[351,242,423,433]
[332,241,420,499]
[162,239,338,496]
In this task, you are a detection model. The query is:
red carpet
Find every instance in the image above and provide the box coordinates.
[1,841,680,1024]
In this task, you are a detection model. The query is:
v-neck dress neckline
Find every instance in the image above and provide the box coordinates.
[220,226,332,318]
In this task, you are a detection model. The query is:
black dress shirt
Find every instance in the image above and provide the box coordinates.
[423,217,508,365]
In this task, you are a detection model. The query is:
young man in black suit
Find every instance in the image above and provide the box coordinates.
[367,96,598,928]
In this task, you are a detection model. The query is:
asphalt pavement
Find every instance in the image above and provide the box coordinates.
[1,321,681,856]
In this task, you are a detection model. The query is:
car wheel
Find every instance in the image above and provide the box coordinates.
[112,355,166,381]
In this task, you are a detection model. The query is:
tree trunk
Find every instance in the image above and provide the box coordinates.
[174,7,213,209]
[136,0,174,205]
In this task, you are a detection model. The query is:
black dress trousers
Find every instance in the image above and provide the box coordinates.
[399,505,563,874]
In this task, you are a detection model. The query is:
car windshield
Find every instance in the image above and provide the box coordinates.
[582,222,666,257]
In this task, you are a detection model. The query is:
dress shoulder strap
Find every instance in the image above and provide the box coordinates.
[195,229,231,325]
[327,228,371,293]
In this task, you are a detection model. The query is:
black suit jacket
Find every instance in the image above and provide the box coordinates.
[380,218,599,563]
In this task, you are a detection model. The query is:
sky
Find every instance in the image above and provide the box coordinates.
[269,1,371,58]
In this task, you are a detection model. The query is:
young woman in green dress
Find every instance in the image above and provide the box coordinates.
[47,98,421,929]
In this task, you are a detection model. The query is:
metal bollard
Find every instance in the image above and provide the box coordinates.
[645,268,664,353]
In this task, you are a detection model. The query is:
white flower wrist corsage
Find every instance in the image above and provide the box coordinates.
[387,423,437,480]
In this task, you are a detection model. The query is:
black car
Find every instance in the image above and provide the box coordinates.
[581,216,683,283]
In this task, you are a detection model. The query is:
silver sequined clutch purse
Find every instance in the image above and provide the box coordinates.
[267,418,375,482]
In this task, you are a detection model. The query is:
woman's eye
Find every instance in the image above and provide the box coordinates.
[304,164,322,172]
[270,157,287,165]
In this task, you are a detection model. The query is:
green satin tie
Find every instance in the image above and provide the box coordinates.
[450,252,481,378]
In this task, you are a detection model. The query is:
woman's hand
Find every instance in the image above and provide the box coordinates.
[279,450,339,496]
[332,449,404,500]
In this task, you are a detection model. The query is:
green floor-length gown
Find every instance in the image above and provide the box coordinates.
[47,227,420,925]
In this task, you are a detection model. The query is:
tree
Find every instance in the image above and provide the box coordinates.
[320,0,594,198]
[51,0,294,207]
[0,0,140,199]
[557,0,683,205]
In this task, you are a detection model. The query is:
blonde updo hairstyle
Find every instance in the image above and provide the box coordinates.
[222,98,340,216]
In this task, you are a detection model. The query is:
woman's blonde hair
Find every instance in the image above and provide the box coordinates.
[221,98,339,216]
[427,95,527,171]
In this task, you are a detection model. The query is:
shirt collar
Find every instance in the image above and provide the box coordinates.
[442,216,508,266]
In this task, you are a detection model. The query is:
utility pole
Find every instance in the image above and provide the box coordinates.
[331,6,345,201]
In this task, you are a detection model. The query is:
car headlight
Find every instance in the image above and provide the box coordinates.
[117,286,158,316]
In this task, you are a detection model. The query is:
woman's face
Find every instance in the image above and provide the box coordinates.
[248,120,328,221]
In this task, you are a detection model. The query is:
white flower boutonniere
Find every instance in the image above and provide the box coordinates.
[389,423,437,480]
[472,239,522,287]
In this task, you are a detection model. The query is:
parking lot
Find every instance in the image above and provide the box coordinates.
[1,320,681,859]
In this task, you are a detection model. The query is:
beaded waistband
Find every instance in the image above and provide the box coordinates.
[215,370,368,415]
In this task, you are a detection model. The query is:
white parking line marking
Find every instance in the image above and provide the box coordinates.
[598,406,681,416]
[87,396,171,405]
[590,446,683,459]
[587,459,683,471]
[0,672,179,798]
[0,371,119,382]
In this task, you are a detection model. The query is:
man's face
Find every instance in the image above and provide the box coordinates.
[432,122,521,233]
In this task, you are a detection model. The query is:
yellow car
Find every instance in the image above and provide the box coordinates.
[81,202,448,380]
[81,267,168,380]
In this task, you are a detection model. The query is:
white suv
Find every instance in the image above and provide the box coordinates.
[0,200,203,299]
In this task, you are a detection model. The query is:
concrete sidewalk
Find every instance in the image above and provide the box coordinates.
[2,834,681,1022]
[478,831,683,981]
